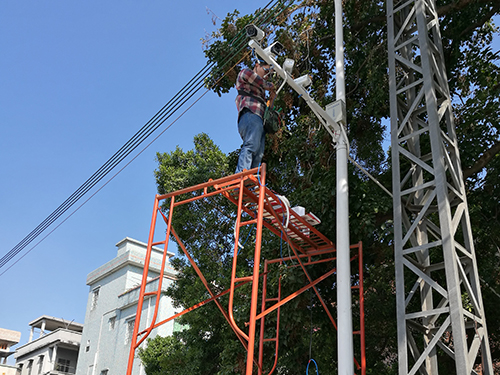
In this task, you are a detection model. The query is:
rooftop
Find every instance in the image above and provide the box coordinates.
[0,328,21,345]
[28,316,83,333]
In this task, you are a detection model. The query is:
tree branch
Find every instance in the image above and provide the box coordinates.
[438,0,480,15]
[463,140,500,179]
[457,4,500,39]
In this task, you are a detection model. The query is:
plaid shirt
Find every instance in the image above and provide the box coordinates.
[235,68,273,119]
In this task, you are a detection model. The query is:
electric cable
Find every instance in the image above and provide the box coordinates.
[1,0,290,270]
[1,0,286,269]
[276,194,296,266]
[0,75,228,277]
[0,0,290,272]
[1,59,248,276]
[0,2,285,269]
[0,55,226,269]
[306,289,319,374]
[306,359,319,374]
[309,289,313,359]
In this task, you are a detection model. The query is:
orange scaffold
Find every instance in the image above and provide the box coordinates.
[126,164,366,375]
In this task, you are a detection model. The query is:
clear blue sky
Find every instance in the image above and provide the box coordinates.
[1,0,498,364]
[0,0,261,359]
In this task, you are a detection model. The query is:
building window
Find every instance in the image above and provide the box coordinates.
[108,316,116,331]
[100,369,109,375]
[125,319,135,345]
[56,358,70,373]
[91,287,100,311]
[85,340,91,352]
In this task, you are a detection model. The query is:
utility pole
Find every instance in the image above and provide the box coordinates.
[387,0,494,373]
[249,10,354,370]
[334,0,354,374]
[248,4,354,371]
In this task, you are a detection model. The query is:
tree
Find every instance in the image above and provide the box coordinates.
[140,0,500,373]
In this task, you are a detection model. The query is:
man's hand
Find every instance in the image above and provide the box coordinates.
[264,81,275,91]
[267,88,277,107]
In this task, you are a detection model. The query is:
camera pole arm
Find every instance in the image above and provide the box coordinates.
[249,40,344,143]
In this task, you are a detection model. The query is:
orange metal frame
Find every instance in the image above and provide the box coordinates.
[126,164,365,375]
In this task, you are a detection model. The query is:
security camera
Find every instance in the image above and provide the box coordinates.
[270,42,284,56]
[294,74,312,88]
[245,24,265,42]
[284,58,295,74]
[264,42,284,58]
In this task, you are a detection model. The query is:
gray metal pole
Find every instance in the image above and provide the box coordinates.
[335,0,354,374]
[249,16,353,371]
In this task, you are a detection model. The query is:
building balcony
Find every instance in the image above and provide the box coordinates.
[15,329,81,360]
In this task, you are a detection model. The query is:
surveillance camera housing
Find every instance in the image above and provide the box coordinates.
[294,74,312,88]
[245,24,265,42]
[263,42,284,59]
[270,42,284,56]
[284,58,295,74]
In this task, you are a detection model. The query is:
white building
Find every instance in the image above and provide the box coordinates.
[75,237,178,375]
[14,316,83,375]
[0,328,21,375]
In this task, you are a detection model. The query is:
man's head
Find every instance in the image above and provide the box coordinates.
[254,60,272,78]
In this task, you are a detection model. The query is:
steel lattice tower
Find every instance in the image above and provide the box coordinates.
[387,0,494,374]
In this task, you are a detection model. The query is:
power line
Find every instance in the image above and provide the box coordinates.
[0,0,288,272]
[0,81,223,277]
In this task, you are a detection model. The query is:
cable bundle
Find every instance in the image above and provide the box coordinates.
[0,0,290,275]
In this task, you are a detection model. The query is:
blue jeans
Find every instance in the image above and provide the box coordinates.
[235,109,265,173]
